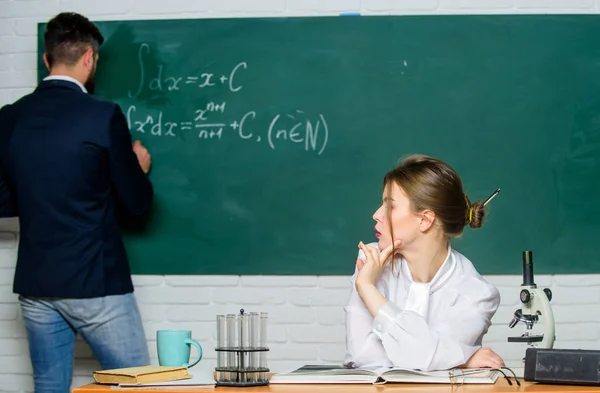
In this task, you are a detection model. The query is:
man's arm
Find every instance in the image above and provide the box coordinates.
[0,168,16,218]
[108,104,153,216]
[0,105,16,218]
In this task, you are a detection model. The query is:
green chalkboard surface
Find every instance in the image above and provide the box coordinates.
[37,15,600,275]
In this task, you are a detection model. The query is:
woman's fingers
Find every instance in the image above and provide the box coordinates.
[464,347,506,369]
[481,348,505,368]
[358,241,378,263]
[493,353,505,368]
[378,240,402,265]
[356,258,365,271]
[358,240,401,267]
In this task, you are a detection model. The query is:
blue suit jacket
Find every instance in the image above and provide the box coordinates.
[0,79,153,298]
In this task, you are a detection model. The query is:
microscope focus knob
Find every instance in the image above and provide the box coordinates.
[520,289,531,303]
[544,288,552,302]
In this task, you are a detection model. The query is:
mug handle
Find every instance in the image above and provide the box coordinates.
[184,338,203,368]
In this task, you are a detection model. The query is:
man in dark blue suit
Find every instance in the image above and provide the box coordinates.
[0,12,153,393]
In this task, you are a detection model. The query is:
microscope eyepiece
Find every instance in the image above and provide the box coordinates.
[522,250,536,286]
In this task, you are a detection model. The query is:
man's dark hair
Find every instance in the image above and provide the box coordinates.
[44,12,104,68]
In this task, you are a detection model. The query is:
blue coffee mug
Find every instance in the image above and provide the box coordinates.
[157,329,203,368]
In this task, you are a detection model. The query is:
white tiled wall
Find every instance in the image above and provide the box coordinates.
[1,1,599,392]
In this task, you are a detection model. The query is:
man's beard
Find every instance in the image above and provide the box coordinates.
[85,76,96,95]
[85,63,97,95]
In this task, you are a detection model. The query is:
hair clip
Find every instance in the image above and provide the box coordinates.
[482,188,501,207]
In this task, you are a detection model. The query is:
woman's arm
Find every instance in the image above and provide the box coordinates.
[346,243,501,371]
[371,277,500,371]
[344,267,391,368]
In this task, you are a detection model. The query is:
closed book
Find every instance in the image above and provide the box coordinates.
[93,366,191,385]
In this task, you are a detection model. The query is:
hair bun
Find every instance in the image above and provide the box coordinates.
[469,201,485,229]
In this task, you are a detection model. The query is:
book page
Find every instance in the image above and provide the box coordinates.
[285,365,379,376]
[382,368,499,384]
[270,365,379,384]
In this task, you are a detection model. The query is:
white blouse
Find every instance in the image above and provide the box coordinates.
[344,243,500,371]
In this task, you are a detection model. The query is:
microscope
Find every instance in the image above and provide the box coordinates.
[507,251,555,349]
[511,252,600,386]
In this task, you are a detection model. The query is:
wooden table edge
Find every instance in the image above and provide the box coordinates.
[72,380,600,393]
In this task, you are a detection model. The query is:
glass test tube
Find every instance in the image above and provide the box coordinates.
[240,313,248,383]
[217,315,226,381]
[226,314,236,381]
[249,312,259,382]
[260,312,268,381]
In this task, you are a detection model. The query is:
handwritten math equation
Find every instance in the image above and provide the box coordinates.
[124,43,329,155]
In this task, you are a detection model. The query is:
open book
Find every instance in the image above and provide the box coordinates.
[270,365,500,385]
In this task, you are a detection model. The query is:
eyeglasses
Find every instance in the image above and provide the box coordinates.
[449,366,520,386]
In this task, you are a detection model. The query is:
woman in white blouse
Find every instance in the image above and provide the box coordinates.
[344,154,504,371]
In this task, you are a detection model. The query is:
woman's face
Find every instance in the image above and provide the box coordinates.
[372,182,421,250]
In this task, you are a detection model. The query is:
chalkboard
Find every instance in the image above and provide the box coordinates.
[37,15,600,275]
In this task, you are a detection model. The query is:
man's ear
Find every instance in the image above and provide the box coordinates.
[42,53,50,71]
[419,210,436,232]
[82,48,95,70]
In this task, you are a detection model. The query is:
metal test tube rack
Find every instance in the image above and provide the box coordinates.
[215,309,270,387]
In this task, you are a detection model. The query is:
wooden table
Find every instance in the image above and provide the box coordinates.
[72,379,600,393]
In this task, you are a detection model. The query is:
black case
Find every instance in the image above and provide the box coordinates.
[524,347,600,386]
